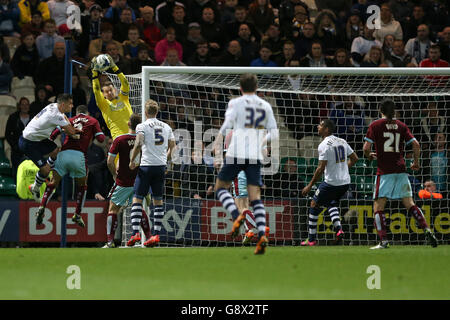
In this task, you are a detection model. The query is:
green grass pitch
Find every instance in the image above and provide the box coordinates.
[1,246,449,300]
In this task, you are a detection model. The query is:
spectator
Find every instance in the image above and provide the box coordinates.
[0,36,10,63]
[351,0,375,22]
[278,0,309,40]
[79,3,103,59]
[71,73,86,107]
[390,0,414,26]
[161,47,185,66]
[247,0,275,39]
[182,22,203,63]
[214,40,248,66]
[361,46,387,67]
[388,39,417,67]
[154,26,182,65]
[345,9,364,48]
[404,24,434,64]
[418,180,443,200]
[136,6,163,52]
[35,19,64,60]
[113,7,134,43]
[88,22,123,59]
[329,96,365,151]
[0,49,13,94]
[330,48,353,67]
[104,0,135,25]
[220,0,237,26]
[402,4,428,42]
[29,84,50,117]
[105,41,131,74]
[351,24,382,66]
[200,7,225,58]
[299,41,331,67]
[423,0,449,36]
[47,0,75,35]
[419,101,446,145]
[266,158,305,198]
[275,40,295,67]
[419,44,449,67]
[315,0,351,21]
[437,26,450,63]
[430,132,448,193]
[130,44,155,73]
[250,44,277,66]
[181,148,215,199]
[20,11,44,39]
[188,0,219,26]
[382,34,395,60]
[10,32,40,79]
[0,0,21,37]
[122,24,146,60]
[225,5,259,43]
[261,23,284,61]
[169,5,188,46]
[314,9,341,56]
[155,0,184,29]
[17,0,50,28]
[373,3,403,44]
[284,2,310,41]
[294,21,316,60]
[237,23,259,63]
[34,41,68,96]
[187,40,213,66]
[5,97,31,181]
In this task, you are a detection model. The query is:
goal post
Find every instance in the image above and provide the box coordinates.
[107,67,450,247]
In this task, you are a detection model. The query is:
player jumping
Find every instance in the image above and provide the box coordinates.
[363,99,438,249]
[19,94,80,203]
[214,73,278,255]
[91,54,132,141]
[301,119,358,246]
[127,99,176,247]
[36,105,105,226]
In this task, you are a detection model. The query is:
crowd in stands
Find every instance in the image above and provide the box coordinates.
[0,0,449,200]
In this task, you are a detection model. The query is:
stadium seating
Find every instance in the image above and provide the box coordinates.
[3,36,21,60]
[0,95,17,115]
[0,175,16,196]
[11,76,36,102]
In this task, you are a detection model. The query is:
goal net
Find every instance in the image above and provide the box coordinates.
[107,67,450,247]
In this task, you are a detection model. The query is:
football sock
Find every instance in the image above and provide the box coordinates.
[409,205,429,229]
[40,183,56,208]
[251,200,266,238]
[308,206,322,242]
[140,209,151,239]
[243,209,256,231]
[130,202,143,236]
[216,188,240,221]
[106,213,118,242]
[47,156,56,169]
[153,205,164,235]
[374,211,387,242]
[75,185,87,216]
[34,171,47,189]
[328,207,342,231]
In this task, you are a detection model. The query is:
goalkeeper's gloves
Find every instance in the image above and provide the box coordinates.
[105,54,120,73]
[91,56,99,71]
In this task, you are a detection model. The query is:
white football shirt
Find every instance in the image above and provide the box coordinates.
[22,103,69,141]
[136,118,175,166]
[318,135,354,186]
[219,94,277,161]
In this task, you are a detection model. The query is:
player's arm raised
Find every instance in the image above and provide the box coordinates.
[302,160,327,196]
[129,132,144,170]
[105,54,130,99]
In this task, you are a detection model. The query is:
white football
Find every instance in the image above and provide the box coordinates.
[95,54,111,72]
